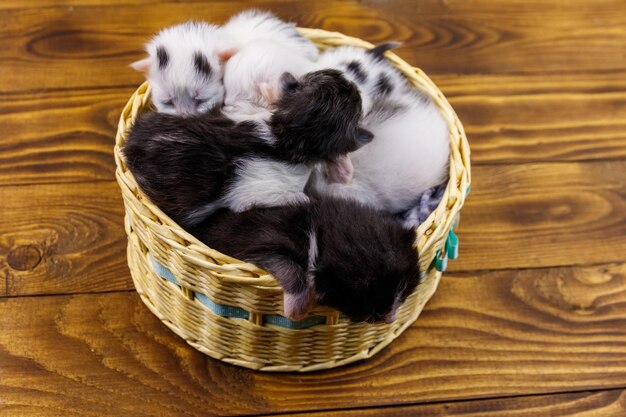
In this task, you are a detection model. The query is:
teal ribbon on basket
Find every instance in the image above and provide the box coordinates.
[433,184,469,273]
[148,254,328,329]
[434,229,460,272]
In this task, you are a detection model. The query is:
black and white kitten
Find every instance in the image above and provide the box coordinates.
[123,69,373,227]
[311,44,450,214]
[190,196,420,323]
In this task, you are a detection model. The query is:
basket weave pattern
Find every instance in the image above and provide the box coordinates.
[114,28,471,372]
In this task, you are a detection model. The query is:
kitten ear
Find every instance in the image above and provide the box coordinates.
[324,155,353,184]
[217,47,238,63]
[280,72,299,93]
[356,128,374,147]
[259,82,279,104]
[130,57,151,73]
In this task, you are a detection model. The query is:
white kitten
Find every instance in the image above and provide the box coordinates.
[222,39,315,122]
[131,22,235,116]
[311,45,450,213]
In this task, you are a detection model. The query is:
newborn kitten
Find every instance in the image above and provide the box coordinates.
[223,38,315,122]
[123,70,372,228]
[131,11,317,116]
[311,45,450,214]
[190,197,420,322]
[131,22,234,115]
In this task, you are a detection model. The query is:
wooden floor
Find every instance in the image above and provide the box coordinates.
[1,0,626,415]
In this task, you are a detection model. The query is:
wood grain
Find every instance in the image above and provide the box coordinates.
[438,71,626,164]
[1,0,626,94]
[278,389,626,417]
[0,181,130,297]
[451,160,626,272]
[0,87,134,186]
[2,261,626,416]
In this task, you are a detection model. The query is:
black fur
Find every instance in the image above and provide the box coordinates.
[123,111,267,225]
[270,69,373,164]
[190,197,420,323]
[193,51,211,77]
[156,46,169,70]
[123,70,372,227]
[346,61,367,83]
[367,42,401,61]
[375,73,394,96]
[312,198,419,322]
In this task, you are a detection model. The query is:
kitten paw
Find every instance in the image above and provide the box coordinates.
[283,290,314,320]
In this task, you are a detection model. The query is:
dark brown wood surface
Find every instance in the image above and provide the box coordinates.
[278,389,626,417]
[1,0,625,416]
[3,263,626,416]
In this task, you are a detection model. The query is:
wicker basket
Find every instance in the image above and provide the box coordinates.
[114,28,471,372]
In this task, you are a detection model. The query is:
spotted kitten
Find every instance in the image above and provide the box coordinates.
[311,44,450,214]
[131,22,232,115]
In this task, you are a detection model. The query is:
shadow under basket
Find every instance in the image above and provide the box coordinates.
[114,28,471,372]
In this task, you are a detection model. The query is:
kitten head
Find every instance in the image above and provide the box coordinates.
[131,22,237,116]
[312,199,420,323]
[269,69,373,164]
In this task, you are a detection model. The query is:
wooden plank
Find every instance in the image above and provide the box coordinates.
[5,391,626,417]
[0,0,312,8]
[1,159,625,296]
[2,262,626,416]
[437,71,626,164]
[0,87,135,186]
[1,0,626,94]
[0,181,131,296]
[1,0,624,10]
[276,389,626,417]
[2,70,626,186]
[451,160,626,272]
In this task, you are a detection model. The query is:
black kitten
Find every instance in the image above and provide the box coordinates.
[123,69,372,227]
[190,197,420,323]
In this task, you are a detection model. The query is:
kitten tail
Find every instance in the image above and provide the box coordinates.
[367,42,402,59]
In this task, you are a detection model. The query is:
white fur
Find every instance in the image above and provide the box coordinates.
[183,201,224,227]
[311,46,450,213]
[222,39,314,122]
[221,10,318,61]
[136,22,229,115]
[307,230,318,275]
[222,158,311,212]
[134,11,317,117]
